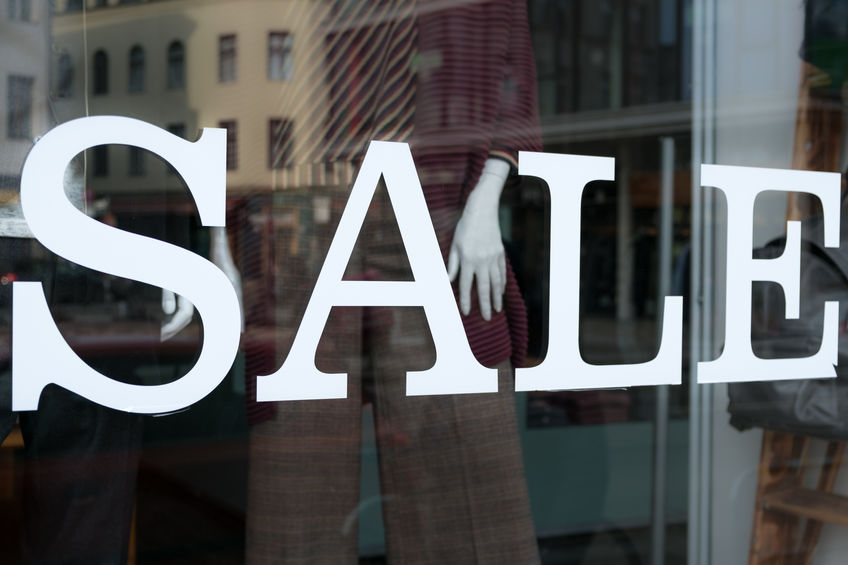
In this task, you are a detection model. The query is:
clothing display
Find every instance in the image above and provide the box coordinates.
[244,0,542,562]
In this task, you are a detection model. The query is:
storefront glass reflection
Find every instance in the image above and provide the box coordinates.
[0,0,699,563]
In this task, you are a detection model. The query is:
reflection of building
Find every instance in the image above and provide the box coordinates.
[47,1,695,557]
[519,1,692,551]
[521,0,692,357]
[1,0,51,235]
[52,0,327,196]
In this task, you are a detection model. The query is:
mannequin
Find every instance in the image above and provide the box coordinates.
[160,226,243,340]
[245,1,542,563]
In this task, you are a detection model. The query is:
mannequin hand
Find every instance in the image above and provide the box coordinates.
[210,226,244,332]
[447,159,510,321]
[161,291,193,341]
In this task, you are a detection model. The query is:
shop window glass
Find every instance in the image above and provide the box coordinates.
[0,2,709,564]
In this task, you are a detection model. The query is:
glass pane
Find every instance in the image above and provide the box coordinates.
[0,1,696,563]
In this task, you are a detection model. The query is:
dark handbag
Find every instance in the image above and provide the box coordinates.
[728,213,848,440]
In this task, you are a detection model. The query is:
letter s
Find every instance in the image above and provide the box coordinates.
[13,116,241,414]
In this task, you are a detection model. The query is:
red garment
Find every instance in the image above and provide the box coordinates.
[414,0,541,369]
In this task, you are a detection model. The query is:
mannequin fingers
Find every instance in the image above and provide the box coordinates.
[459,262,473,316]
[498,254,507,293]
[448,245,460,281]
[476,267,492,321]
[490,262,503,313]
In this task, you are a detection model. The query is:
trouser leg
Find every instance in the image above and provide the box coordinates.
[19,387,143,565]
[245,308,363,565]
[370,308,540,565]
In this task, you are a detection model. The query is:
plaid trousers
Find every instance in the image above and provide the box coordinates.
[244,189,540,564]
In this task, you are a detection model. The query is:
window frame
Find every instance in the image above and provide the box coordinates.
[7,75,34,140]
[92,145,109,177]
[167,40,185,90]
[93,49,109,95]
[128,45,145,93]
[218,120,237,170]
[218,34,237,83]
[8,0,32,21]
[267,31,293,81]
[128,146,146,177]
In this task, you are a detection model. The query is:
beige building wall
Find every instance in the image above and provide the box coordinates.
[52,0,329,195]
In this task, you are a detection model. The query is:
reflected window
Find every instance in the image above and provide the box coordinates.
[56,52,73,98]
[8,0,31,21]
[268,118,293,169]
[167,41,185,89]
[218,120,237,169]
[268,32,293,81]
[128,146,145,176]
[65,0,82,13]
[219,34,236,83]
[93,146,109,177]
[129,45,145,93]
[93,49,109,94]
[7,75,33,139]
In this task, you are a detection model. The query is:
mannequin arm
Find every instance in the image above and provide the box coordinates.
[447,158,510,321]
[161,291,193,341]
[161,227,244,340]
[210,226,244,332]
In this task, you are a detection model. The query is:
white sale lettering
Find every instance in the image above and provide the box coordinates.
[9,117,843,412]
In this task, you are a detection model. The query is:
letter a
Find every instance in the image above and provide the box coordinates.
[257,141,496,401]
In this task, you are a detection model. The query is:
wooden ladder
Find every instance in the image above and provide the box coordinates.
[748,430,846,565]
